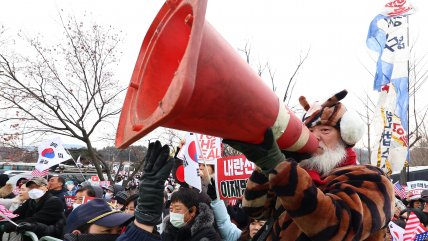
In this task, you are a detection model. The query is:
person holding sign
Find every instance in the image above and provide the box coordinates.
[224,90,394,241]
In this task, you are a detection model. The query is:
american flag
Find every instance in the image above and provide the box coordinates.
[416,223,428,233]
[0,204,19,221]
[403,212,426,241]
[415,231,428,241]
[31,168,49,177]
[394,182,407,200]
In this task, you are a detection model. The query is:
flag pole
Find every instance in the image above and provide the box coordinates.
[194,134,220,200]
[406,14,410,182]
[65,150,88,182]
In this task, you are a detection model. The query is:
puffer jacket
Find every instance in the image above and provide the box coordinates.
[243,161,394,241]
[161,202,222,241]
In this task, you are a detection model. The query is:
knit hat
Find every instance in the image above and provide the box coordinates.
[299,89,364,146]
[114,191,129,205]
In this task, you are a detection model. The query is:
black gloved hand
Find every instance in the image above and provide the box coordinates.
[135,140,173,226]
[207,178,217,201]
[223,128,285,171]
[2,222,17,233]
[16,222,35,233]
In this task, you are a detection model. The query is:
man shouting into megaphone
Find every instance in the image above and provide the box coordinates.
[224,90,394,241]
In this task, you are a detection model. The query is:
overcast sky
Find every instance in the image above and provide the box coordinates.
[1,0,427,148]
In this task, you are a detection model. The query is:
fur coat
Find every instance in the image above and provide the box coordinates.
[0,183,15,199]
[243,160,394,241]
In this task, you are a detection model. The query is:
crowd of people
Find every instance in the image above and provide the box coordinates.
[0,90,423,241]
[387,188,428,240]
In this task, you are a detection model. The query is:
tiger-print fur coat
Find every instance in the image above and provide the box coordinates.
[243,160,394,241]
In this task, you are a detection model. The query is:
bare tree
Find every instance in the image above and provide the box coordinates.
[283,49,310,105]
[121,145,148,188]
[157,128,183,148]
[238,42,310,105]
[0,15,125,181]
[355,91,376,165]
[408,50,428,148]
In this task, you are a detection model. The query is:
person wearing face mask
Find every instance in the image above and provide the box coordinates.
[1,177,66,240]
[64,186,97,217]
[103,185,115,202]
[63,198,134,241]
[161,187,222,241]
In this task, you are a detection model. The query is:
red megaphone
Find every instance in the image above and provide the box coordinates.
[116,0,318,154]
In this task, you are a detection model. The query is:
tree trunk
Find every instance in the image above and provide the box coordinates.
[84,138,106,181]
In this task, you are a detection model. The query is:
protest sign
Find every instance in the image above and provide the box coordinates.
[215,154,255,200]
[196,134,222,165]
[407,180,428,197]
[65,196,75,209]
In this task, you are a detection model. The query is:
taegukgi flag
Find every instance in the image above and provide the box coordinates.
[35,137,72,171]
[181,133,202,191]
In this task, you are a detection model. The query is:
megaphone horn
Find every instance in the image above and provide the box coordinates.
[116,0,318,154]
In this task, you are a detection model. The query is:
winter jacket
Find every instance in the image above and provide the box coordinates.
[116,222,161,241]
[49,188,68,209]
[0,183,15,199]
[13,192,66,238]
[210,199,242,241]
[243,161,394,241]
[161,202,222,241]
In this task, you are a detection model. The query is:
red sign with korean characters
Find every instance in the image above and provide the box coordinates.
[215,154,255,200]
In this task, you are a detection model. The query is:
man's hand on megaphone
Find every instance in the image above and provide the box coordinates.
[223,128,285,172]
[135,140,173,226]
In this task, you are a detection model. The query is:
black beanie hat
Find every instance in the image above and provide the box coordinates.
[0,174,9,188]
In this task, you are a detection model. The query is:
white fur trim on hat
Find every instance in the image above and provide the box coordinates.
[340,110,364,146]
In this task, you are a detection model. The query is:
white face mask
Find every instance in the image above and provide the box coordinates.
[105,192,113,199]
[72,203,81,209]
[28,189,45,199]
[169,211,186,228]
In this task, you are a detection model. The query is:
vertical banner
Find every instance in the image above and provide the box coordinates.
[366,2,413,174]
[215,155,255,200]
[370,85,408,174]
